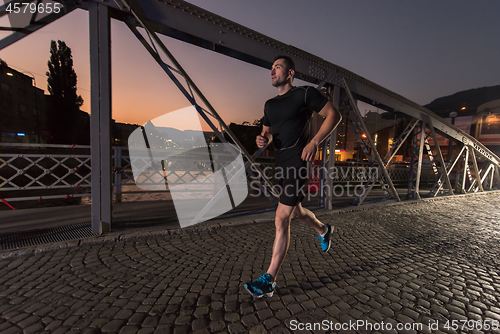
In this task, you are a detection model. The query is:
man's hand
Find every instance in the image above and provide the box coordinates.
[256,130,270,148]
[301,141,318,161]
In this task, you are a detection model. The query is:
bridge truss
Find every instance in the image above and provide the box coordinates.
[1,0,499,233]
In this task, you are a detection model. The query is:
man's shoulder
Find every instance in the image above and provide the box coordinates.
[264,86,314,105]
[296,85,315,90]
[290,86,311,93]
[291,86,317,98]
[264,98,274,108]
[267,86,310,99]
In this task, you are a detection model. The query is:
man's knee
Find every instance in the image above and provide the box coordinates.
[292,207,316,221]
[291,209,301,220]
[275,214,290,230]
[276,203,294,217]
[291,206,306,220]
[275,206,293,229]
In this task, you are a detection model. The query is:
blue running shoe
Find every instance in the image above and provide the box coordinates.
[244,273,276,298]
[317,224,333,252]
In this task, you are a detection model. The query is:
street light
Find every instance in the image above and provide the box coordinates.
[449,111,458,125]
[22,72,40,144]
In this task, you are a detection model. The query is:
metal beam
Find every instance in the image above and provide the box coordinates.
[431,146,467,196]
[407,128,420,199]
[125,20,279,207]
[119,0,279,206]
[89,0,112,234]
[323,85,340,210]
[0,1,76,51]
[343,78,400,205]
[424,116,453,195]
[3,0,499,212]
[460,147,470,194]
[3,0,499,168]
[469,147,484,192]
[414,122,426,197]
[383,119,419,167]
[481,164,493,190]
[107,0,500,168]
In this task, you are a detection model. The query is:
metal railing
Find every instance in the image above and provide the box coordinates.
[308,163,437,185]
[0,143,92,203]
[0,143,275,205]
[1,143,438,207]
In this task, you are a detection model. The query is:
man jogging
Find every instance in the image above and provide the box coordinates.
[244,55,342,298]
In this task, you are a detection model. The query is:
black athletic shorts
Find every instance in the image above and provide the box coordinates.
[275,163,310,206]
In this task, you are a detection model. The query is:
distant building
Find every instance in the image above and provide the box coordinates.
[203,131,216,144]
[226,123,269,157]
[435,100,500,158]
[362,111,399,161]
[43,95,91,145]
[113,122,140,147]
[364,111,395,135]
[472,99,500,156]
[310,108,356,162]
[0,60,47,143]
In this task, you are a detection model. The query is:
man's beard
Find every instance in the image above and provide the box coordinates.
[272,78,286,87]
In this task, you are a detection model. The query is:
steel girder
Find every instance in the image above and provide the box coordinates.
[1,0,499,218]
[103,0,500,202]
[318,85,340,210]
[119,0,279,207]
[3,0,496,166]
[0,0,78,50]
[342,78,400,206]
[103,0,499,168]
[88,0,112,233]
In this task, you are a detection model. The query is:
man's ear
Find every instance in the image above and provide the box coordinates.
[288,69,295,80]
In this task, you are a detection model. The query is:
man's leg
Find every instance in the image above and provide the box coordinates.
[292,202,332,252]
[243,202,295,297]
[266,202,295,280]
[292,202,326,235]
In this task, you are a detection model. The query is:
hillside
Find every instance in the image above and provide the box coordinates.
[424,85,500,118]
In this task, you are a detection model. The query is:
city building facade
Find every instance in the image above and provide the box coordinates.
[0,60,47,143]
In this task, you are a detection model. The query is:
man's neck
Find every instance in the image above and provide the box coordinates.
[277,83,293,96]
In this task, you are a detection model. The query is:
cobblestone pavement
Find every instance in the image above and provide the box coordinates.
[1,192,500,334]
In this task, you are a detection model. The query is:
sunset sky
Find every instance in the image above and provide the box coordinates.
[1,0,499,131]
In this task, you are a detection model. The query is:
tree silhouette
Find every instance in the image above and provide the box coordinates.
[46,40,85,144]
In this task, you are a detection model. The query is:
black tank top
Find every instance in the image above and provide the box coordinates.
[263,86,328,168]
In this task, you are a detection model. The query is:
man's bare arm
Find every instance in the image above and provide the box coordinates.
[301,101,342,161]
[256,125,272,148]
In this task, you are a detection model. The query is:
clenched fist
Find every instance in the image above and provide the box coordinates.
[256,130,269,148]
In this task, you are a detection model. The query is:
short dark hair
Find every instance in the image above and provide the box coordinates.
[273,55,295,72]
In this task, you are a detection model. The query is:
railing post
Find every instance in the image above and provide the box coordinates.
[323,85,340,210]
[114,147,122,203]
[89,0,112,234]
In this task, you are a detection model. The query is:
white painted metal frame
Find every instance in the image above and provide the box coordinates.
[407,127,421,200]
[1,0,499,225]
[342,79,400,206]
[319,85,341,209]
[430,146,467,196]
[0,154,91,190]
[354,119,419,204]
[89,0,112,233]
[383,120,419,167]
[424,115,454,195]
[119,1,279,209]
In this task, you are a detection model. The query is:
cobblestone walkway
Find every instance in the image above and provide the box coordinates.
[1,193,500,333]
